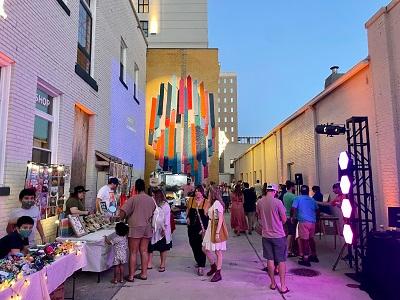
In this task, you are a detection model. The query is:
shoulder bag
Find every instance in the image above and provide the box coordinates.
[211,203,229,243]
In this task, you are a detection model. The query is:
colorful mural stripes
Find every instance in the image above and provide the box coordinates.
[148,75,216,185]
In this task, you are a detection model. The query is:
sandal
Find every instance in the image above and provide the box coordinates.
[124,276,134,282]
[110,279,118,284]
[280,288,290,294]
[134,274,147,280]
[158,267,166,272]
[269,284,277,290]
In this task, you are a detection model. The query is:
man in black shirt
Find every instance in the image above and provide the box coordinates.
[0,216,33,258]
[243,182,257,235]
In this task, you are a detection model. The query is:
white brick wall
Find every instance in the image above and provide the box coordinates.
[0,0,147,240]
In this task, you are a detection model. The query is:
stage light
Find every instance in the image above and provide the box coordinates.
[338,151,349,170]
[315,124,346,136]
[343,224,353,244]
[341,198,352,218]
[340,175,351,194]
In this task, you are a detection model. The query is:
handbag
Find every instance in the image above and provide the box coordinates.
[211,204,229,243]
[196,206,206,238]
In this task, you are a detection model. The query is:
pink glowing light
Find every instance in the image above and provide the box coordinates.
[340,175,351,195]
[339,151,350,170]
[343,224,353,244]
[341,198,352,218]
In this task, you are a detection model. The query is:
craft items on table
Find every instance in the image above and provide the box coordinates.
[82,214,111,233]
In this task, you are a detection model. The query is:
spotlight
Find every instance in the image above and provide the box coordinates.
[315,124,346,136]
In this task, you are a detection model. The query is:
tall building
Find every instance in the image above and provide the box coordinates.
[134,0,208,48]
[218,72,238,143]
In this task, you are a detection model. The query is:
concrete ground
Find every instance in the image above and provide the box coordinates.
[65,219,371,300]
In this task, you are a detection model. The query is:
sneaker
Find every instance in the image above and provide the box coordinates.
[298,259,311,267]
[309,255,319,263]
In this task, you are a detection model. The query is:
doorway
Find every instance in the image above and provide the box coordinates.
[70,106,90,189]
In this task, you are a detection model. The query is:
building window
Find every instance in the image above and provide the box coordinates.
[138,0,149,13]
[218,97,220,103]
[231,137,234,142]
[225,127,227,132]
[231,97,234,103]
[224,78,226,83]
[134,63,140,103]
[224,88,226,93]
[218,117,220,123]
[224,98,226,103]
[33,89,57,164]
[231,107,234,113]
[230,78,233,83]
[120,38,127,87]
[230,88,233,93]
[77,0,93,74]
[218,88,220,93]
[230,159,234,168]
[231,127,234,133]
[140,20,148,37]
[224,107,227,112]
[231,116,234,122]
[218,107,220,113]
[224,117,227,122]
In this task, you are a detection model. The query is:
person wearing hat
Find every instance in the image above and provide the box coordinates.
[96,177,119,215]
[256,183,289,294]
[65,186,90,217]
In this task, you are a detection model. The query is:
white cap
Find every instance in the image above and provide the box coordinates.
[266,183,279,192]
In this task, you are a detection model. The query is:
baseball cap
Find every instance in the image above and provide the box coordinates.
[108,177,120,185]
[266,183,279,192]
[73,186,89,194]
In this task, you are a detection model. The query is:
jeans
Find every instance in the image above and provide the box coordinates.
[246,211,256,231]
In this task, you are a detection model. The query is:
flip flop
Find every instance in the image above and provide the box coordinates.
[134,274,148,280]
[158,267,166,272]
[270,284,277,290]
[280,288,290,294]
[124,276,134,282]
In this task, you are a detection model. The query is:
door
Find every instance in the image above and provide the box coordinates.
[70,106,89,190]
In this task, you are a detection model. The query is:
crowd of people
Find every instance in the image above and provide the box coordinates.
[0,174,347,296]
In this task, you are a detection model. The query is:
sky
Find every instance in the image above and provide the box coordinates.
[208,0,390,137]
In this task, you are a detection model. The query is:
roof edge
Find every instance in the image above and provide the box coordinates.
[365,0,400,28]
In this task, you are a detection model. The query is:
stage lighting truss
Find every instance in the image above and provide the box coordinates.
[338,151,353,245]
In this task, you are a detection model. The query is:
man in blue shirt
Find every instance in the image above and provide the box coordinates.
[292,185,319,267]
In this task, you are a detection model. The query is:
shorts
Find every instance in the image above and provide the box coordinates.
[285,219,297,236]
[262,237,287,263]
[298,222,316,240]
[129,225,153,239]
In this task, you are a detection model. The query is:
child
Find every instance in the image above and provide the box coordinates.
[105,222,129,284]
[0,216,33,259]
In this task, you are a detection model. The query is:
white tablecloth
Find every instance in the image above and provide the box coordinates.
[0,245,87,300]
[57,228,116,273]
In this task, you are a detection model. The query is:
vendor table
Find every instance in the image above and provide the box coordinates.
[0,245,87,300]
[57,228,116,282]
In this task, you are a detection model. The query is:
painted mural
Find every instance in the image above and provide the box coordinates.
[148,75,216,185]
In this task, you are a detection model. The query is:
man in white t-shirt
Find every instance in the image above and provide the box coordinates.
[96,177,119,215]
[8,188,46,246]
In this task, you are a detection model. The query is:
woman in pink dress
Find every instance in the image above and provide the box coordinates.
[230,184,248,236]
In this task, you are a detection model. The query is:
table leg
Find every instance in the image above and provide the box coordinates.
[72,273,76,300]
[97,272,101,283]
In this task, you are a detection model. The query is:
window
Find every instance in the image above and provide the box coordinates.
[230,78,233,83]
[224,117,227,122]
[218,97,220,103]
[224,79,226,83]
[231,97,234,103]
[231,117,234,122]
[218,107,220,113]
[218,88,220,93]
[231,127,234,133]
[225,127,227,132]
[138,0,149,13]
[230,159,234,169]
[231,107,234,113]
[230,88,233,93]
[224,98,226,103]
[218,117,220,123]
[231,137,234,142]
[140,20,148,37]
[77,0,93,74]
[224,88,226,93]
[134,63,139,103]
[120,38,127,87]
[224,107,227,112]
[33,89,57,164]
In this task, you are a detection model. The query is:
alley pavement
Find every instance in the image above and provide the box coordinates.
[66,217,371,300]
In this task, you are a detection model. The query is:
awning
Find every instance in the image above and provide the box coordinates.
[95,150,133,167]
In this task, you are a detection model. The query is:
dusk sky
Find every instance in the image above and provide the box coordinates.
[209,0,389,137]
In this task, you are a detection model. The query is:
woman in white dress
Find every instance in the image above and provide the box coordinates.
[202,187,227,282]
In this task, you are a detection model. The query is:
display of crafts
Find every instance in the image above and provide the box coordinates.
[83,214,110,232]
[0,241,83,290]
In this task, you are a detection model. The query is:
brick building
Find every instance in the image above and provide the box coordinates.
[218,72,238,143]
[0,0,147,240]
[234,0,400,225]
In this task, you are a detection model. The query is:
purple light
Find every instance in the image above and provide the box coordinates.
[343,224,353,244]
[340,175,351,195]
[341,198,352,218]
[339,151,350,170]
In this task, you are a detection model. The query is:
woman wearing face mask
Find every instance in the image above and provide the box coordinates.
[186,185,209,276]
[7,188,46,245]
[0,216,34,258]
